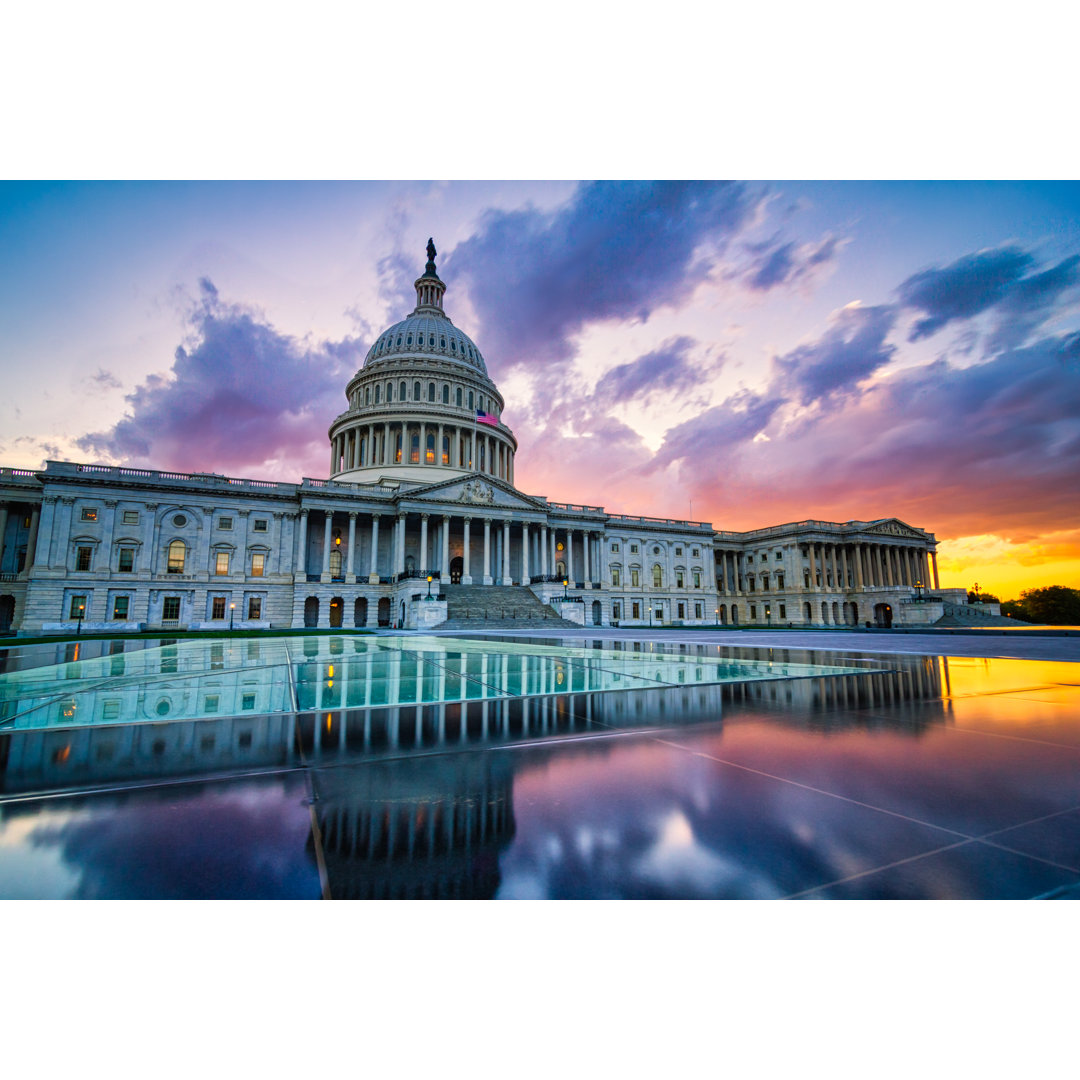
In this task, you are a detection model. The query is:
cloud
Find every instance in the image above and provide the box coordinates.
[83,368,122,393]
[78,278,364,478]
[449,181,760,373]
[898,245,1080,346]
[591,336,719,408]
[774,303,897,406]
[742,233,842,292]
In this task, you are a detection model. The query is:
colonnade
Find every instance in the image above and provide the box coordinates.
[0,500,41,577]
[330,419,514,484]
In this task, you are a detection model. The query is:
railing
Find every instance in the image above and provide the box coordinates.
[547,502,605,514]
[393,569,442,584]
[0,572,20,582]
[47,461,298,492]
[610,515,713,529]
[0,467,38,478]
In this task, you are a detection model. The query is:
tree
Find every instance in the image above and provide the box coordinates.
[1000,586,1080,625]
[967,590,999,603]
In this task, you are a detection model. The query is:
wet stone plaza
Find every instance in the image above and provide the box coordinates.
[1,631,1078,899]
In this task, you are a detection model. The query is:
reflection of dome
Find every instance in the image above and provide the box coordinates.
[329,238,517,486]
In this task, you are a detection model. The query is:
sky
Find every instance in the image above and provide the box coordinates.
[1,180,1078,599]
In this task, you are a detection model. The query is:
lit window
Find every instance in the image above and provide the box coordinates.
[112,596,129,620]
[212,596,226,619]
[395,433,403,463]
[442,436,450,465]
[122,510,139,525]
[69,595,86,619]
[410,434,420,463]
[215,552,229,575]
[81,508,98,521]
[329,550,342,576]
[219,517,233,531]
[162,596,181,620]
[248,597,262,620]
[653,564,663,588]
[76,546,92,571]
[426,433,435,464]
[251,553,265,577]
[252,519,268,532]
[118,548,135,572]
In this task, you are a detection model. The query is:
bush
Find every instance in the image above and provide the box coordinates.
[999,586,1080,625]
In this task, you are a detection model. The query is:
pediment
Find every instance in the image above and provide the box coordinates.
[865,519,925,539]
[402,475,547,513]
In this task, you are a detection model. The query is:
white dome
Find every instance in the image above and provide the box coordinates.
[363,313,488,377]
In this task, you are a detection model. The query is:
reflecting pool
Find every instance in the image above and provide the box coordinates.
[1,634,1077,899]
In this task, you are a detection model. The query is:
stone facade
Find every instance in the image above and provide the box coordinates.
[0,244,953,635]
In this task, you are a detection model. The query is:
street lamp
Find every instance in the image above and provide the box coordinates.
[915,579,923,601]
[76,602,84,636]
[229,602,235,630]
[563,578,568,600]
[426,574,433,600]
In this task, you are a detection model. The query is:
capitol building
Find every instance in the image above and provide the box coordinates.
[0,242,958,636]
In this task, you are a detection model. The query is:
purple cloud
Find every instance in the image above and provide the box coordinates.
[449,181,760,373]
[592,336,719,407]
[743,233,841,292]
[78,279,364,477]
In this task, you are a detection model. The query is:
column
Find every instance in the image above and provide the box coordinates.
[502,520,510,584]
[0,505,8,570]
[583,529,591,585]
[549,528,556,573]
[25,505,41,573]
[321,510,333,580]
[539,525,548,576]
[346,512,357,582]
[854,543,864,589]
[296,509,308,577]
[931,550,939,589]
[441,516,450,575]
[521,523,530,585]
[829,545,839,591]
[383,422,391,465]
[567,529,575,584]
[471,426,477,472]
[420,514,429,572]
[807,542,817,589]
[437,423,444,466]
[463,517,472,583]
[369,515,380,582]
[483,518,492,584]
[395,514,406,575]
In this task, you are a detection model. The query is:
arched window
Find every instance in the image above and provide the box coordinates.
[395,433,403,463]
[365,386,370,405]
[442,384,449,404]
[442,435,450,465]
[468,390,474,410]
[167,540,186,574]
[455,387,462,407]
[410,433,420,463]
[414,381,421,400]
[450,340,456,352]
[386,382,393,402]
[400,381,406,400]
[478,395,484,411]
[374,384,381,404]
[406,335,412,346]
[428,382,435,402]
[653,564,663,588]
[329,550,342,577]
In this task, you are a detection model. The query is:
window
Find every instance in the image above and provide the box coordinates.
[631,569,640,587]
[215,552,230,575]
[400,381,407,400]
[374,384,381,404]
[241,693,256,711]
[76,546,92,571]
[762,574,769,591]
[652,564,663,588]
[748,578,756,592]
[468,390,474,410]
[162,596,181,620]
[693,570,701,588]
[122,510,139,525]
[387,381,393,402]
[613,601,621,620]
[442,435,450,465]
[611,542,620,553]
[251,552,265,577]
[80,508,98,521]
[102,700,121,720]
[329,550,342,577]
[695,603,703,619]
[426,433,435,464]
[678,602,685,618]
[630,544,639,554]
[112,596,129,620]
[611,568,621,586]
[204,695,220,714]
[750,605,757,619]
[676,570,685,588]
[365,386,370,405]
[118,548,135,572]
[776,551,783,560]
[442,384,449,403]
[211,643,224,669]
[410,433,420,463]
[414,380,421,399]
[395,433,403,462]
[779,604,787,619]
[248,597,262,620]
[692,548,700,558]
[252,519,268,533]
[428,382,435,402]
[675,547,683,556]
[455,387,462,406]
[777,573,784,589]
[219,516,233,530]
[69,595,87,619]
[632,601,641,619]
[212,597,227,619]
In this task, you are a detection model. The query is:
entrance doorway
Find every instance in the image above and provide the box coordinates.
[450,556,463,584]
[377,597,390,626]
[354,597,368,627]
[329,597,343,628]
[304,597,319,627]
[592,600,602,626]
[874,602,893,628]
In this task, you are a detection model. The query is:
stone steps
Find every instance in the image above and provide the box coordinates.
[439,585,578,629]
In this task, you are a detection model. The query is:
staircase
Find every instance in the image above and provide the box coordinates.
[437,585,580,630]
[934,602,1030,628]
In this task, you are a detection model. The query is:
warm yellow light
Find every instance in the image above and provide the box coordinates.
[427,575,433,582]
[556,542,564,551]
[335,537,341,545]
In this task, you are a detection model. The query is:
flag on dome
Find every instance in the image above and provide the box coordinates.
[476,411,498,427]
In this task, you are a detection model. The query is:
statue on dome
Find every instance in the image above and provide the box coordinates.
[425,237,438,277]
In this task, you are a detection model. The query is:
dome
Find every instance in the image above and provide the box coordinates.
[363,313,488,377]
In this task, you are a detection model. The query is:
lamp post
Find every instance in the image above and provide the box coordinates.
[426,574,433,600]
[915,579,923,601]
[229,602,235,630]
[563,578,568,601]
[714,607,719,626]
[76,602,84,637]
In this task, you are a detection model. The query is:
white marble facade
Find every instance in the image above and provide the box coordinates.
[0,243,953,634]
